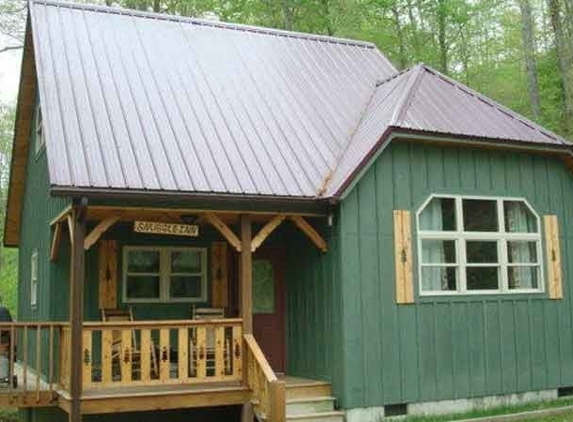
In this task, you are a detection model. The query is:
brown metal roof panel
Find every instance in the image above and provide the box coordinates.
[94,11,164,190]
[65,7,137,189]
[31,1,401,197]
[79,9,146,189]
[31,4,72,186]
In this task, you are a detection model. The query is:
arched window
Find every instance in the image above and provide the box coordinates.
[416,195,543,295]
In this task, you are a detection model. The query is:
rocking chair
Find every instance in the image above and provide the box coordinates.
[101,307,159,380]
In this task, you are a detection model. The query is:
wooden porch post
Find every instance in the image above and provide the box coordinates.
[240,214,254,422]
[69,203,87,422]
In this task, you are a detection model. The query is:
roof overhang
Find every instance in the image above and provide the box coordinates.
[49,185,333,216]
[334,126,573,200]
[4,15,36,248]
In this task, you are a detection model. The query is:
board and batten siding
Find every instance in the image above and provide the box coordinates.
[18,100,70,323]
[285,222,343,398]
[338,140,573,409]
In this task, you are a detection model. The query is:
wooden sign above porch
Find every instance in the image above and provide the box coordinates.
[133,221,199,237]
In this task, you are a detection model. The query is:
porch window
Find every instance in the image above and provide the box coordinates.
[123,246,207,303]
[417,195,543,295]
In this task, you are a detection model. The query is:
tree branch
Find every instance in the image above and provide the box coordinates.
[0,45,22,54]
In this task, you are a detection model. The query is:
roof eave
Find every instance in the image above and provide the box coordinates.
[4,13,36,248]
[332,126,573,201]
[50,185,335,215]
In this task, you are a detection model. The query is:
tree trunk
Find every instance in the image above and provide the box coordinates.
[549,0,573,134]
[406,0,420,58]
[153,0,160,12]
[391,4,407,70]
[437,0,448,74]
[282,0,294,31]
[518,0,542,121]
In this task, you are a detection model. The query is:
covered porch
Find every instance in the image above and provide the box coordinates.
[49,201,330,421]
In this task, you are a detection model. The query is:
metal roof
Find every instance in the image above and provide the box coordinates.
[28,2,571,201]
[30,0,395,198]
[325,65,571,196]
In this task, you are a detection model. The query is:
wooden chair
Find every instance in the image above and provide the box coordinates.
[191,307,231,376]
[101,307,159,380]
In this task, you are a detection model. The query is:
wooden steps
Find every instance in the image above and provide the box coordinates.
[283,378,344,422]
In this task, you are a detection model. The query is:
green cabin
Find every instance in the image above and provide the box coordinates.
[4,1,573,422]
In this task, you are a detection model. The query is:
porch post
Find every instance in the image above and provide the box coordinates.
[69,202,87,422]
[240,214,254,422]
[240,214,253,334]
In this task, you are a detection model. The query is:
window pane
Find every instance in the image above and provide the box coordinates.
[507,241,538,264]
[508,266,539,289]
[504,201,537,233]
[420,197,456,231]
[127,250,160,273]
[126,275,160,299]
[421,240,456,264]
[171,250,202,273]
[466,267,499,290]
[421,267,457,291]
[170,275,202,299]
[253,260,275,313]
[466,241,498,263]
[463,199,498,232]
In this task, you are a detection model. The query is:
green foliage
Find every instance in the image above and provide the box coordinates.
[0,103,18,316]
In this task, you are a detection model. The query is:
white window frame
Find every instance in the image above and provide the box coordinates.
[416,194,544,296]
[31,250,38,308]
[122,246,208,303]
[35,103,45,155]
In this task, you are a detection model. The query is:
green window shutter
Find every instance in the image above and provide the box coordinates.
[394,210,414,304]
[544,215,563,300]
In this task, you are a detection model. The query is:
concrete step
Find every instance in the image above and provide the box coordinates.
[286,396,336,415]
[286,411,345,422]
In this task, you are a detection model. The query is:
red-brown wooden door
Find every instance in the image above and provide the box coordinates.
[252,249,286,373]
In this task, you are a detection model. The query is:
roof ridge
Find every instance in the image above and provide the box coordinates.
[421,65,570,145]
[375,67,412,87]
[389,64,425,126]
[31,0,378,48]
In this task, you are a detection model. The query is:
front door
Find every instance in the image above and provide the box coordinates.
[252,249,286,373]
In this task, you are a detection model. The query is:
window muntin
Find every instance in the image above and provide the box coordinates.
[417,195,543,295]
[31,251,38,308]
[123,246,207,303]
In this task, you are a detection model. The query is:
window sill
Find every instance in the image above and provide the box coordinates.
[417,291,548,302]
[124,298,207,304]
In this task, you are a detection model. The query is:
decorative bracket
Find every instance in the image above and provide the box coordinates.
[290,215,328,253]
[203,213,242,252]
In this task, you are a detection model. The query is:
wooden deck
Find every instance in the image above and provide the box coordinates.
[0,362,58,408]
[58,381,250,414]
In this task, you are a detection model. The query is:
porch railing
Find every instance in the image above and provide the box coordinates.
[76,319,243,390]
[0,322,66,403]
[244,333,285,422]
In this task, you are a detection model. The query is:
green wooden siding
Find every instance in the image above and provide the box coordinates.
[285,222,343,397]
[16,98,70,383]
[337,140,573,409]
[18,100,70,323]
